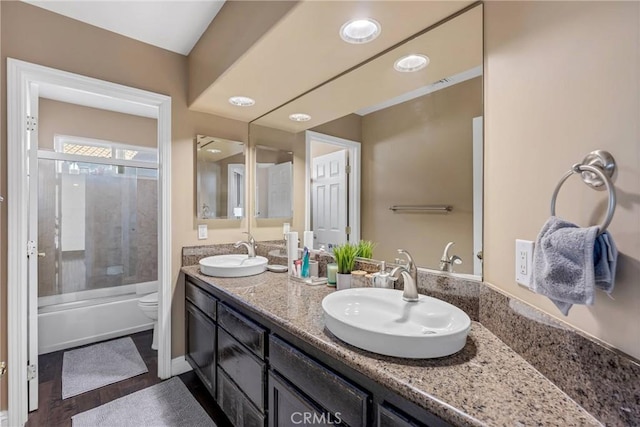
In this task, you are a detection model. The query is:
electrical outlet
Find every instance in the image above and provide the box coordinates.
[515,239,534,288]
[198,224,208,240]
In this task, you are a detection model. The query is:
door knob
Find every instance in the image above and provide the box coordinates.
[476,251,483,261]
[38,252,46,258]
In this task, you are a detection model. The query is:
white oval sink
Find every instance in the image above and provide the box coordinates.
[199,255,268,278]
[322,288,471,359]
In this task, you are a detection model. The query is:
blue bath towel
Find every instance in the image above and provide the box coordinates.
[532,216,618,315]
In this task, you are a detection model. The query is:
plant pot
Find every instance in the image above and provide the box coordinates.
[336,273,352,290]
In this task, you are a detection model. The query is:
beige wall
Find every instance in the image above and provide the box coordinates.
[0,1,249,409]
[484,1,640,359]
[362,78,482,270]
[39,99,157,149]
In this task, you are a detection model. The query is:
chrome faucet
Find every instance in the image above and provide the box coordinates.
[439,242,463,273]
[234,232,257,258]
[389,249,419,302]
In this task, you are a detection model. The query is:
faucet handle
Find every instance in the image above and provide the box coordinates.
[396,249,415,269]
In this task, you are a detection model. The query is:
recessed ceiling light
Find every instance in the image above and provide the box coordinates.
[289,113,311,122]
[206,148,222,154]
[340,18,381,44]
[228,96,255,107]
[394,54,430,72]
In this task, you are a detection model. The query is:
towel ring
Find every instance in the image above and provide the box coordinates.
[550,151,617,236]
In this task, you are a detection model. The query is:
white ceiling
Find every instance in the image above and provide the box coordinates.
[22,0,225,55]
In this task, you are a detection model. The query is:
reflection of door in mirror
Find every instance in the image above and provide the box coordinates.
[311,148,347,250]
[306,131,361,250]
[195,135,245,220]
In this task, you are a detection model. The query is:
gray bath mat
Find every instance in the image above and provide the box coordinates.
[62,337,148,399]
[72,377,216,427]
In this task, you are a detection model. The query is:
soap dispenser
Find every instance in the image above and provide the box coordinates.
[372,261,392,289]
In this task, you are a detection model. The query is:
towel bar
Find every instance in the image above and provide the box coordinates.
[550,150,616,236]
[389,205,452,213]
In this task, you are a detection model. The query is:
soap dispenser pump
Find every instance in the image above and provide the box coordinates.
[372,261,392,289]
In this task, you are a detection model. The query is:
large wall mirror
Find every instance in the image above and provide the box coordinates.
[249,4,483,277]
[195,135,246,220]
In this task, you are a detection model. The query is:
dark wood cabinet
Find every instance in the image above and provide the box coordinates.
[185,302,217,396]
[184,274,449,427]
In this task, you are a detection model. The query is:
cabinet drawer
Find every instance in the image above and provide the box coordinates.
[186,280,217,321]
[218,303,266,359]
[270,335,369,427]
[217,367,265,427]
[269,371,338,427]
[218,327,266,411]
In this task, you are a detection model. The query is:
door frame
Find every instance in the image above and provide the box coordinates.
[304,131,361,244]
[7,58,173,426]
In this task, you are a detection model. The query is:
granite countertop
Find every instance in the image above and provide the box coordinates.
[182,266,600,427]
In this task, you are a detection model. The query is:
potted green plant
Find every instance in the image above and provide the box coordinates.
[356,240,376,259]
[332,242,359,290]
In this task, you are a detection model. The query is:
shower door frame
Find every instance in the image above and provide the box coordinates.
[7,58,173,427]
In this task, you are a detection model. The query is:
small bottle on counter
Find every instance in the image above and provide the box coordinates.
[372,261,392,288]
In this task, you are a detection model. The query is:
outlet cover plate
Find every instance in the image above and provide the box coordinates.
[515,239,534,288]
[198,224,208,240]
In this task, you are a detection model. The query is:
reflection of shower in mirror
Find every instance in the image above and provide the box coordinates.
[254,145,293,219]
[195,135,246,220]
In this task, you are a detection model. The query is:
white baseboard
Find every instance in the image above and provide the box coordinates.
[171,356,192,376]
[0,410,8,427]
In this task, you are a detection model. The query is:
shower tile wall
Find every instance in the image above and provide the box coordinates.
[38,163,158,298]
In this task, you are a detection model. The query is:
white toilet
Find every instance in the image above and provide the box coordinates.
[138,292,159,350]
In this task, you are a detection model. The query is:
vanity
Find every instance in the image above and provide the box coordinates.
[182,264,599,427]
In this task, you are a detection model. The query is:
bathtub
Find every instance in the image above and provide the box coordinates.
[38,281,157,354]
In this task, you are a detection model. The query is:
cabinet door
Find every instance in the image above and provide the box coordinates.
[218,367,265,427]
[269,372,337,427]
[186,302,216,396]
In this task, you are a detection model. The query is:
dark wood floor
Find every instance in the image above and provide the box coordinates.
[26,331,232,427]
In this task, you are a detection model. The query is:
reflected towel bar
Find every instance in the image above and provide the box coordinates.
[389,205,452,213]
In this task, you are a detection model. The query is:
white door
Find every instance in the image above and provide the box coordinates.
[267,161,292,218]
[312,150,348,250]
[26,85,40,411]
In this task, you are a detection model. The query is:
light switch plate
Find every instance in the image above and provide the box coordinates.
[515,239,534,289]
[198,224,208,240]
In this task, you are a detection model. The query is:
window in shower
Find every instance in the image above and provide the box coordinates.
[37,135,158,307]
